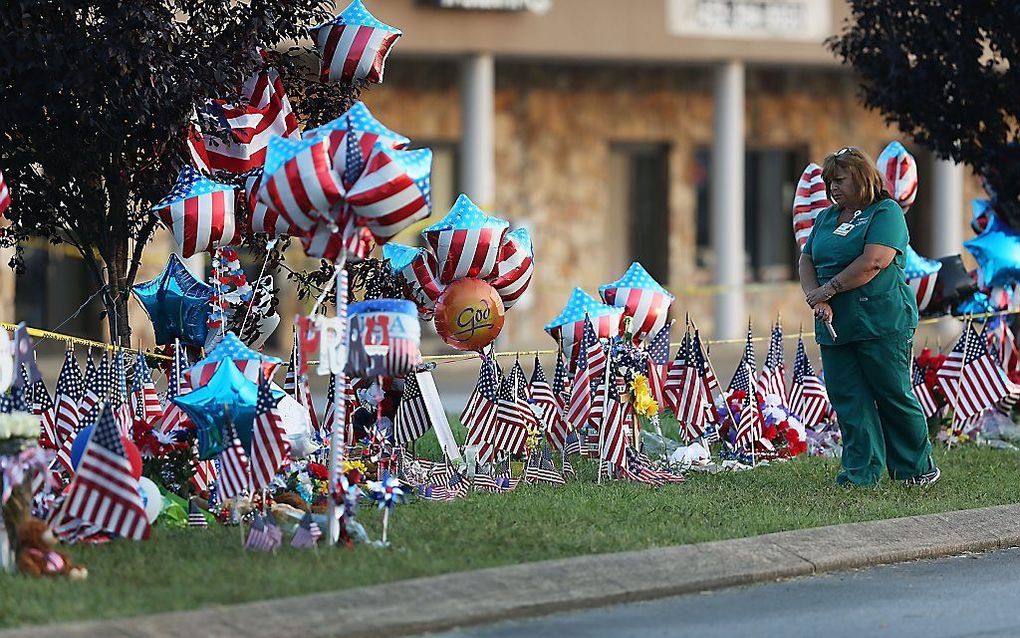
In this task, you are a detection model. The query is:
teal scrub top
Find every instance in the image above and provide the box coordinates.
[803,198,918,345]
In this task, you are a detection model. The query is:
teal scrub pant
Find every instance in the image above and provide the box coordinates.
[819,330,933,485]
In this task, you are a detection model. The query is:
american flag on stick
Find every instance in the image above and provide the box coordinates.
[564,316,599,436]
[394,371,431,446]
[530,356,568,450]
[250,371,290,493]
[756,322,787,405]
[788,335,830,429]
[216,422,250,502]
[671,330,709,443]
[55,404,150,540]
[291,512,323,548]
[31,374,57,450]
[599,376,631,471]
[78,353,101,421]
[131,352,162,429]
[940,324,1014,420]
[912,358,938,419]
[729,324,762,448]
[645,320,673,409]
[522,446,565,486]
[160,341,192,434]
[462,358,500,465]
[491,374,530,456]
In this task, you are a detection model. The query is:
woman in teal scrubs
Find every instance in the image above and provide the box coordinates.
[799,146,939,487]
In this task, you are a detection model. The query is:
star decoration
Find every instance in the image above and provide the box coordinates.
[132,253,213,347]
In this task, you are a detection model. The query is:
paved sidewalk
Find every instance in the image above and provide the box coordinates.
[5,503,1020,638]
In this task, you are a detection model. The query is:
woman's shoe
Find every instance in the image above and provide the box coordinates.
[905,465,941,487]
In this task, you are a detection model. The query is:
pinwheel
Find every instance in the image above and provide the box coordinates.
[366,470,405,544]
[599,262,673,343]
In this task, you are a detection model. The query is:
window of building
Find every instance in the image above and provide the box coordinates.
[609,143,671,286]
[694,146,808,282]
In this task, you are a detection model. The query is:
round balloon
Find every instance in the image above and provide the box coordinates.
[137,477,163,524]
[71,426,142,479]
[433,278,506,351]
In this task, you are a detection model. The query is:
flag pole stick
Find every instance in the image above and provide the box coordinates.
[694,327,741,462]
[596,340,612,485]
[327,254,349,547]
[948,315,973,450]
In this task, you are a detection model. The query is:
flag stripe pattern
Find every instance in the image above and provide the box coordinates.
[311,0,402,85]
[599,262,674,343]
[422,194,509,284]
[788,336,830,428]
[912,359,938,419]
[346,145,431,243]
[0,168,10,217]
[216,425,250,501]
[877,141,919,211]
[791,163,831,250]
[58,405,150,540]
[394,371,432,446]
[258,136,344,234]
[756,323,787,405]
[152,166,239,258]
[250,372,291,493]
[545,288,623,372]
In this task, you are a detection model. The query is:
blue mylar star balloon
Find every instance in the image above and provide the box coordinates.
[172,360,281,459]
[953,291,999,317]
[963,213,1020,289]
[904,245,942,281]
[132,253,212,347]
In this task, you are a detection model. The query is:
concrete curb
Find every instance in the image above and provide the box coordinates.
[6,503,1020,638]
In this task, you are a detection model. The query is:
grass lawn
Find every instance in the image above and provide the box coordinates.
[4,426,1020,628]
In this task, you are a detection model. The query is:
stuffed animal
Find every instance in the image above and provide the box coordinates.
[16,518,87,580]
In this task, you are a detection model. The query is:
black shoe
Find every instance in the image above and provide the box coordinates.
[905,465,941,487]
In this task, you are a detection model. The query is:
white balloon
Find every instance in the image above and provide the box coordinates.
[0,331,12,393]
[276,394,317,459]
[137,477,163,524]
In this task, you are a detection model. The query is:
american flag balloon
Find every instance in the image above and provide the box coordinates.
[904,245,942,313]
[599,262,674,344]
[301,213,376,262]
[187,67,300,174]
[151,166,240,258]
[244,169,295,238]
[258,135,344,235]
[306,102,410,185]
[346,145,431,243]
[488,227,535,310]
[876,141,919,212]
[0,167,10,217]
[382,243,445,318]
[423,194,510,284]
[310,0,402,85]
[544,288,623,372]
[187,332,282,387]
[791,162,831,251]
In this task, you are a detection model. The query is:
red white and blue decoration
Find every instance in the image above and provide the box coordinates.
[423,194,509,284]
[599,262,674,343]
[131,253,214,347]
[305,102,410,181]
[488,227,535,311]
[964,212,1020,290]
[905,245,942,313]
[187,332,282,387]
[310,0,402,85]
[173,360,270,458]
[151,166,239,258]
[257,135,344,234]
[0,167,10,217]
[383,244,444,317]
[877,141,919,211]
[545,288,624,371]
[244,169,295,238]
[346,299,422,378]
[791,163,830,251]
[346,145,432,243]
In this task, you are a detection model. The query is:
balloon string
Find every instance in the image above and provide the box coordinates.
[240,243,274,337]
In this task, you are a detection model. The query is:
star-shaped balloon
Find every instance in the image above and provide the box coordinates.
[972,198,994,234]
[599,262,674,344]
[187,331,282,388]
[383,243,445,317]
[132,253,213,347]
[964,212,1020,290]
[489,227,535,310]
[904,245,942,280]
[173,360,281,458]
[544,287,623,370]
[347,145,432,243]
[309,0,402,85]
[791,162,830,250]
[423,194,510,284]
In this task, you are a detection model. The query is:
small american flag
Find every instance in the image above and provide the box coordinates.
[216,423,250,501]
[912,358,938,418]
[671,332,709,443]
[622,447,664,486]
[191,451,218,494]
[250,371,290,493]
[78,353,101,421]
[291,512,322,548]
[56,404,150,540]
[394,371,431,446]
[564,316,598,435]
[31,374,58,450]
[492,374,530,456]
[946,325,1013,420]
[152,166,239,258]
[756,322,787,405]
[131,352,162,428]
[160,341,192,434]
[728,322,757,394]
[310,0,402,85]
[729,325,762,447]
[531,357,568,450]
[188,499,208,528]
[463,359,500,465]
[599,377,631,471]
[522,445,565,486]
[788,336,830,429]
[692,329,720,438]
[0,167,10,217]
[245,514,274,552]
[645,320,673,409]
[663,330,691,416]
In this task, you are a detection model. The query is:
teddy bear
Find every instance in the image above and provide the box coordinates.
[16,518,87,580]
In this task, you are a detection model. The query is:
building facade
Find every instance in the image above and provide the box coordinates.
[3,0,980,358]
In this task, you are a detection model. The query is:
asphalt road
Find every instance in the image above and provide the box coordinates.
[423,548,1020,638]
